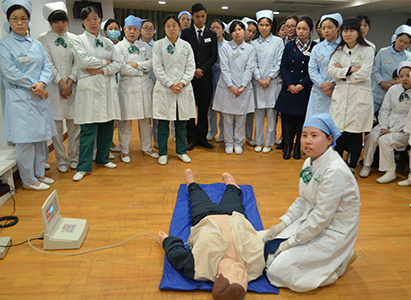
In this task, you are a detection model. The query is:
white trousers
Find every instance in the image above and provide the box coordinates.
[363,125,408,173]
[118,118,153,154]
[223,113,246,147]
[208,105,224,139]
[245,113,254,139]
[52,119,80,166]
[15,141,48,185]
[254,108,277,147]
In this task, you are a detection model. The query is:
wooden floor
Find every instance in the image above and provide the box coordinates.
[1,123,411,299]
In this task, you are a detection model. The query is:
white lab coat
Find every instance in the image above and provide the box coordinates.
[116,39,154,120]
[266,147,361,292]
[328,44,375,133]
[152,36,196,121]
[38,30,78,120]
[212,40,255,115]
[73,30,121,124]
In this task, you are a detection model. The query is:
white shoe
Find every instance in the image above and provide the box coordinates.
[206,134,214,141]
[215,136,224,143]
[177,154,191,163]
[73,171,87,181]
[110,145,121,152]
[158,155,168,165]
[262,146,271,153]
[44,163,51,170]
[23,182,50,191]
[398,178,411,186]
[143,151,159,158]
[246,138,256,146]
[336,250,357,277]
[37,177,54,184]
[254,146,262,152]
[234,146,243,155]
[225,146,233,155]
[376,172,396,184]
[70,161,78,169]
[109,152,115,159]
[275,136,283,145]
[103,162,117,168]
[58,164,68,173]
[121,154,131,163]
[359,166,371,178]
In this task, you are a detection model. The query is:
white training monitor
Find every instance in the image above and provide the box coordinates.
[41,190,88,250]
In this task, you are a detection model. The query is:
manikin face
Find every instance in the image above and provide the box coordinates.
[8,9,29,37]
[179,14,191,30]
[51,20,67,34]
[399,67,411,90]
[258,18,272,39]
[321,19,339,42]
[296,21,311,42]
[244,23,257,42]
[124,25,140,43]
[301,127,333,160]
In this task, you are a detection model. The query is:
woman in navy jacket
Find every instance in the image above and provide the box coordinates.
[275,16,316,160]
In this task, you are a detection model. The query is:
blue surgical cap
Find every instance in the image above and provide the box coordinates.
[124,15,142,29]
[303,113,342,147]
[178,11,191,20]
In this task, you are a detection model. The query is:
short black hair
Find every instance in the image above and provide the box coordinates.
[211,19,225,30]
[142,19,156,30]
[278,21,285,31]
[191,3,206,14]
[162,14,180,28]
[229,20,246,34]
[80,6,102,21]
[104,18,120,31]
[48,10,68,24]
[297,16,313,31]
[6,4,30,20]
[285,15,299,23]
[356,15,370,27]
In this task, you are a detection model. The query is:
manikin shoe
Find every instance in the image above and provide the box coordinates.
[121,154,131,163]
[158,155,168,165]
[73,171,87,181]
[143,151,159,158]
[234,146,243,155]
[359,166,371,178]
[23,182,50,191]
[254,146,262,152]
[336,250,357,277]
[398,178,411,186]
[262,146,271,153]
[110,145,121,152]
[376,172,396,184]
[225,146,233,155]
[58,164,68,173]
[44,163,51,170]
[37,177,55,184]
[109,152,115,159]
[70,161,78,169]
[177,154,191,163]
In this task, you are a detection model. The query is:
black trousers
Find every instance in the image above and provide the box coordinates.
[187,77,213,144]
[189,183,245,226]
[335,131,363,168]
[282,113,305,147]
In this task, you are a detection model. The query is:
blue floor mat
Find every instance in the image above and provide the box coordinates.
[159,183,279,295]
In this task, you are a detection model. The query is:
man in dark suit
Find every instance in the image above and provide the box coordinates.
[181,3,218,150]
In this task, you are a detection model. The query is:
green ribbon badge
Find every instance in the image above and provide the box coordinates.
[95,39,104,48]
[299,166,313,184]
[128,44,140,54]
[54,37,67,48]
[399,91,410,102]
[166,44,174,54]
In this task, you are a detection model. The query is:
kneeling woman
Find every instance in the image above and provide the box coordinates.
[262,113,360,292]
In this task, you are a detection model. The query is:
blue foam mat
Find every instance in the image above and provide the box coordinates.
[159,183,279,294]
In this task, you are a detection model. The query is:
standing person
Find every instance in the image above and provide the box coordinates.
[284,16,298,44]
[116,15,158,163]
[0,0,56,190]
[360,61,411,183]
[275,16,316,160]
[71,6,121,181]
[242,17,258,44]
[178,10,191,31]
[371,25,411,115]
[356,15,375,52]
[277,21,287,40]
[152,14,196,165]
[327,18,375,172]
[252,10,284,154]
[212,20,256,155]
[306,13,342,119]
[39,1,80,173]
[262,113,360,292]
[313,19,324,43]
[181,3,218,151]
[207,19,227,142]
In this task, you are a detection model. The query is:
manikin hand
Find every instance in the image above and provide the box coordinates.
[158,231,169,244]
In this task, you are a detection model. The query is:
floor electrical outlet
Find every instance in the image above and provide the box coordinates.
[0,236,11,259]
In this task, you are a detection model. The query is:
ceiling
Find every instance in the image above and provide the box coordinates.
[113,0,411,19]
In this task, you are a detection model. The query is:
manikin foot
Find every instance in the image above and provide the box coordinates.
[222,172,240,190]
[184,169,195,186]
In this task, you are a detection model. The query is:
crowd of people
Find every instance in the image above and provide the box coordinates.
[0,0,411,189]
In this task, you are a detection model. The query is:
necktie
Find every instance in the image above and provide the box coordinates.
[197,29,203,46]
[54,37,67,48]
[128,45,140,54]
[95,39,104,48]
[299,166,313,183]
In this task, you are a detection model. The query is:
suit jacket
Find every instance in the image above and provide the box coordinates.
[181,26,218,81]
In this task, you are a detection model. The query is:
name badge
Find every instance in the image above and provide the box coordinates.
[140,47,146,51]
[258,46,264,53]
[317,55,324,62]
[19,54,29,63]
[105,44,112,52]
[383,59,392,64]
[232,52,240,60]
[204,38,211,43]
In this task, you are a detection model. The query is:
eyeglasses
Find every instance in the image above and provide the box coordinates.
[9,17,29,23]
[142,27,154,31]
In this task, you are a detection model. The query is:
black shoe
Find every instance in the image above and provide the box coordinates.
[197,139,214,149]
[293,146,301,160]
[276,141,284,150]
[186,141,196,151]
[283,145,292,160]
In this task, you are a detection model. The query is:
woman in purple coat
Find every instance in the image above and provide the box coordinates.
[275,16,316,160]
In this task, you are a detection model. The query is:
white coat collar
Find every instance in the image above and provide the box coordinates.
[229,39,246,50]
[342,43,359,55]
[257,33,273,43]
[311,146,334,169]
[50,29,67,38]
[84,30,102,40]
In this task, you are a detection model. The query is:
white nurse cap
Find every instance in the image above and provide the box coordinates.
[397,61,411,75]
[320,13,343,26]
[226,19,248,34]
[2,0,32,15]
[256,10,273,22]
[42,1,67,20]
[241,17,257,26]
